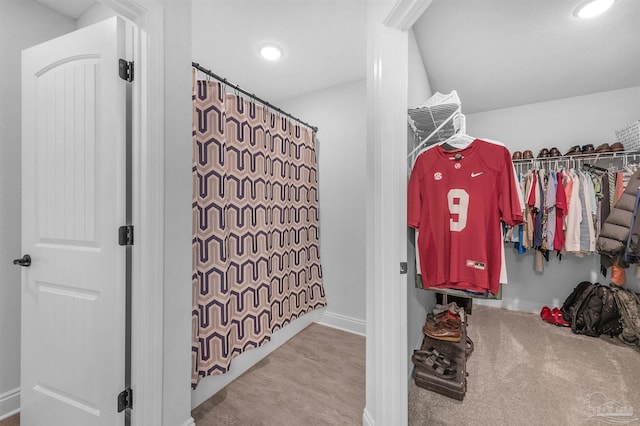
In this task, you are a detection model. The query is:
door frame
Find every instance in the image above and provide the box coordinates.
[98,1,165,424]
[364,0,431,425]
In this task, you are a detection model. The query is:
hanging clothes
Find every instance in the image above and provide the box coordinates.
[554,171,567,253]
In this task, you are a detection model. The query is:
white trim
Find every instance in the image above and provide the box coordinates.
[408,330,423,388]
[411,329,424,352]
[365,0,434,424]
[384,0,433,30]
[474,297,542,315]
[365,1,410,425]
[363,407,375,426]
[99,0,146,21]
[0,388,19,421]
[191,310,322,409]
[315,311,366,336]
[180,417,196,426]
[96,1,165,424]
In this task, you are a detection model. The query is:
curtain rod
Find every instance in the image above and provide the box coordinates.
[192,62,318,133]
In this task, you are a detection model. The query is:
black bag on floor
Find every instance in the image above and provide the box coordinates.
[561,281,595,325]
[596,285,623,337]
[611,286,640,346]
[561,281,621,337]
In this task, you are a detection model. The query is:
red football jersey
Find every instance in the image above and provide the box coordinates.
[407,139,523,294]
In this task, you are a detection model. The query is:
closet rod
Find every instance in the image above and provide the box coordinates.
[192,62,318,133]
[512,150,640,165]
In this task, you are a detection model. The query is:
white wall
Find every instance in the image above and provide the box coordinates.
[406,27,434,376]
[76,2,116,29]
[467,86,640,313]
[279,79,368,334]
[466,86,640,156]
[161,1,193,424]
[407,28,432,110]
[0,1,76,420]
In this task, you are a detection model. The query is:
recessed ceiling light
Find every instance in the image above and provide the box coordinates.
[574,0,616,18]
[259,45,282,61]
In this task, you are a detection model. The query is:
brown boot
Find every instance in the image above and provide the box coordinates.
[611,264,626,286]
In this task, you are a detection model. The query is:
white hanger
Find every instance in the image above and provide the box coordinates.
[441,112,475,149]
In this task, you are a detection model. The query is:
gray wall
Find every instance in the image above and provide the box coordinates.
[0,1,76,419]
[279,79,368,330]
[406,28,435,377]
[467,86,640,313]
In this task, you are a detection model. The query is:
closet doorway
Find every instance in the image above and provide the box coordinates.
[390,0,640,422]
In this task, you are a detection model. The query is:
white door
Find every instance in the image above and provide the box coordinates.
[20,17,128,426]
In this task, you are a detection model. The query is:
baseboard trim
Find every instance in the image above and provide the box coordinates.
[315,311,366,336]
[179,417,195,426]
[363,407,375,426]
[474,297,541,314]
[0,388,20,421]
[407,329,423,388]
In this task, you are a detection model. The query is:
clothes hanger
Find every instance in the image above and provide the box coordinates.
[441,113,475,149]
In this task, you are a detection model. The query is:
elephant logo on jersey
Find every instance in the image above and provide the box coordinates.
[434,172,443,181]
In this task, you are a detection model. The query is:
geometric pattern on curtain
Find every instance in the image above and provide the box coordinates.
[191,79,326,387]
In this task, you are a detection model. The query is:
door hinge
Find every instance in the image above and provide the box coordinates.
[119,59,134,82]
[119,225,134,246]
[117,387,133,412]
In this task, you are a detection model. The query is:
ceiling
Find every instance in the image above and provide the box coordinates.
[191,1,367,103]
[412,0,640,113]
[36,0,640,113]
[36,0,94,19]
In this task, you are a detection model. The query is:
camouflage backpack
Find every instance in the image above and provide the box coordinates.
[611,286,640,346]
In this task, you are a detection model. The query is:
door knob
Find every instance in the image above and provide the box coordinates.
[13,254,31,267]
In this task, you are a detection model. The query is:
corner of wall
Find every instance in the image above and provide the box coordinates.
[314,309,366,336]
[76,3,118,29]
[363,407,375,426]
[0,388,19,421]
[179,417,196,426]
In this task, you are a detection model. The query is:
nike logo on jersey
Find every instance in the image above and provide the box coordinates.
[471,172,484,178]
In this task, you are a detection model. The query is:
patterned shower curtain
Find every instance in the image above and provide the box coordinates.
[191,78,326,387]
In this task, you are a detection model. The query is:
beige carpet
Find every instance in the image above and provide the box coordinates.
[409,305,640,426]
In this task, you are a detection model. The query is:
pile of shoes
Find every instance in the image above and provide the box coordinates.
[422,302,465,342]
[511,142,624,161]
[412,303,473,401]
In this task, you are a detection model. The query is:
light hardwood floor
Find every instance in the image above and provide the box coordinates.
[0,324,365,426]
[192,323,366,426]
[0,414,18,426]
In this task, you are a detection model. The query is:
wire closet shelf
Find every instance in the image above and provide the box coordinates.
[512,150,640,174]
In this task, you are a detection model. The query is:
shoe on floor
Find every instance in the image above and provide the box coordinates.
[423,321,461,342]
[551,307,570,327]
[425,310,460,327]
[540,306,554,325]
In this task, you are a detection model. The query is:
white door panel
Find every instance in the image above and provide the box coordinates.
[21,17,127,426]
